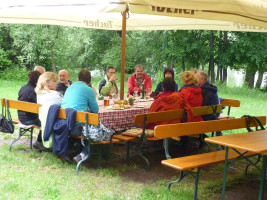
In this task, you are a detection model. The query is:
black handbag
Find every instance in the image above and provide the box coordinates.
[0,98,14,134]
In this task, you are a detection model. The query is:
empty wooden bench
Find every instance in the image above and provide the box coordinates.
[113,105,223,170]
[154,116,266,200]
[219,98,240,119]
[1,98,119,173]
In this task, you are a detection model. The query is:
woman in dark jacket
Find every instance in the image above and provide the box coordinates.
[154,68,178,98]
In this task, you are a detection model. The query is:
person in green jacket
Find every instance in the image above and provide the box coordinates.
[98,66,118,100]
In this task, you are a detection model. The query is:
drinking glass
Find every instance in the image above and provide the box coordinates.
[145,88,152,100]
[134,87,138,98]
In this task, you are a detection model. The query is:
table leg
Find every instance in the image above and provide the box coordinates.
[258,155,267,200]
[221,147,229,200]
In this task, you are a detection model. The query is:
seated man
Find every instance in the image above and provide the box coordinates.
[61,69,99,163]
[98,66,118,100]
[147,77,192,129]
[127,64,152,97]
[196,70,219,121]
[18,71,41,126]
[34,66,45,74]
[56,69,72,95]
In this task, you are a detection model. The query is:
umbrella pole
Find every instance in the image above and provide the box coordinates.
[120,8,127,100]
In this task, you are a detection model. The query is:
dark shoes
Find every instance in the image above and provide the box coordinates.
[33,141,52,152]
[73,154,83,164]
[59,155,72,164]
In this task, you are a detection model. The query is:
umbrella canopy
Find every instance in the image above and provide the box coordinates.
[1,0,266,31]
[0,0,266,98]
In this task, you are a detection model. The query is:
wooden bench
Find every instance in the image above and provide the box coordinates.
[219,98,240,119]
[113,105,223,170]
[154,116,266,200]
[1,98,119,173]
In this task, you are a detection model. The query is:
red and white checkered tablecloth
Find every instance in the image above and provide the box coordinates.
[98,99,153,131]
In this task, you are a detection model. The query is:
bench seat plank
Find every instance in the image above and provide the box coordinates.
[162,149,256,171]
[12,119,41,129]
[113,134,137,141]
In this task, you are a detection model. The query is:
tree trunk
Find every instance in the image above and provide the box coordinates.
[182,57,185,72]
[51,52,56,73]
[209,31,215,83]
[222,31,228,83]
[217,31,223,81]
[222,67,227,82]
[255,71,264,88]
[245,66,256,88]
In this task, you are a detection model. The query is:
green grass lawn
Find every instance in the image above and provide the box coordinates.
[0,77,266,199]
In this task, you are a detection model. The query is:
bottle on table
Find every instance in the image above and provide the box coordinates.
[141,83,145,99]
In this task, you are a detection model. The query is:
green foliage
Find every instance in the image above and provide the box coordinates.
[0,66,28,81]
[0,48,12,69]
[0,24,266,88]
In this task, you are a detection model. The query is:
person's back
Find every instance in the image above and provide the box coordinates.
[179,86,203,108]
[18,71,41,125]
[61,81,98,113]
[196,70,219,121]
[147,78,192,129]
[60,69,99,164]
[178,71,203,122]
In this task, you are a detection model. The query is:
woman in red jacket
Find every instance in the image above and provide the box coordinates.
[147,77,193,130]
[178,71,203,122]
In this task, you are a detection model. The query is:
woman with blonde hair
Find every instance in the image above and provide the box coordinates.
[33,72,63,151]
[178,70,203,122]
[35,72,63,105]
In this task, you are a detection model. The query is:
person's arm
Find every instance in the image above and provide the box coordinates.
[98,79,106,94]
[175,83,179,92]
[88,88,99,113]
[127,75,136,95]
[144,77,152,93]
[154,82,162,97]
[178,89,190,102]
[92,85,98,100]
[100,81,112,96]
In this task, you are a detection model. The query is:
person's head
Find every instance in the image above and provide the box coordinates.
[34,66,46,74]
[162,77,176,92]
[164,68,174,78]
[28,71,41,85]
[106,66,116,79]
[196,70,208,87]
[191,68,198,74]
[78,69,91,85]
[35,72,58,94]
[180,71,198,86]
[58,69,69,85]
[135,64,144,80]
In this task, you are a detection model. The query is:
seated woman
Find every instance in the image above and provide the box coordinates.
[147,77,192,130]
[154,68,179,97]
[33,72,63,151]
[18,71,41,126]
[178,70,203,122]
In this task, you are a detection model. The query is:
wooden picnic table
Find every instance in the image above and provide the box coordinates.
[98,98,153,131]
[205,130,267,200]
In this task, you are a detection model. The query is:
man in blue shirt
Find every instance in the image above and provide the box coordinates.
[61,69,99,163]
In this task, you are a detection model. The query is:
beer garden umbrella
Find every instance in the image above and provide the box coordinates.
[0,0,266,98]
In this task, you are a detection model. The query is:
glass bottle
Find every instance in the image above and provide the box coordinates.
[141,83,145,99]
